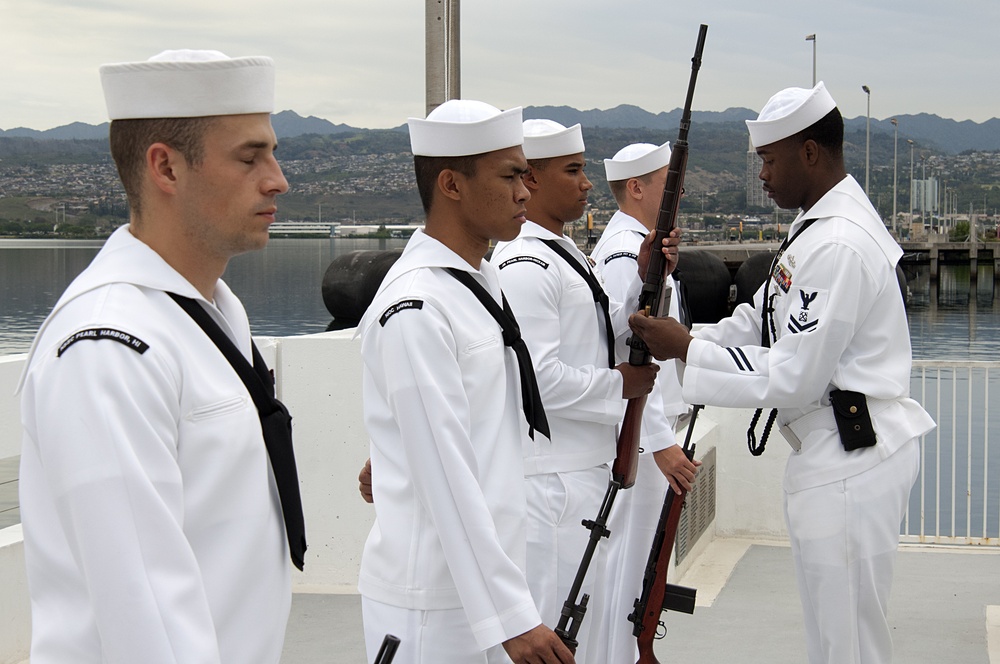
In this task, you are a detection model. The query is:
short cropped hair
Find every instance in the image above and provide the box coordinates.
[413,154,480,214]
[109,116,216,218]
[608,172,655,207]
[526,157,552,172]
[792,107,844,159]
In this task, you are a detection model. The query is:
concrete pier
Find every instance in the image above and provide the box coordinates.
[681,240,996,283]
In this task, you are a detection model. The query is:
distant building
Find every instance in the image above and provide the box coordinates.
[334,224,422,239]
[912,177,939,216]
[268,221,339,237]
[745,137,774,210]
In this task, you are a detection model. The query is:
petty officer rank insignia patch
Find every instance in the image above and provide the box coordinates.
[772,262,793,293]
[499,256,549,270]
[379,299,423,327]
[787,288,827,334]
[58,328,150,357]
[603,251,638,265]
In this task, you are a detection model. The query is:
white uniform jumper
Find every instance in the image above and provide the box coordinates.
[589,209,686,664]
[18,226,291,664]
[358,230,541,663]
[680,176,935,664]
[490,220,639,664]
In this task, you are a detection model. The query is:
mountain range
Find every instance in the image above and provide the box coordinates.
[2,107,999,155]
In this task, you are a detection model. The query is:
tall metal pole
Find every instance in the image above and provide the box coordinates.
[908,139,915,236]
[447,0,460,101]
[891,118,898,235]
[425,0,445,115]
[862,85,871,196]
[920,154,927,230]
[806,34,816,86]
[425,0,460,115]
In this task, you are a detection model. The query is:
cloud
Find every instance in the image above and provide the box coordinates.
[0,0,997,130]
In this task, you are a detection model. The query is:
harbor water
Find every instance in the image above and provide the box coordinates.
[2,237,996,358]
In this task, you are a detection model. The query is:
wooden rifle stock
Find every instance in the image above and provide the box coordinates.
[629,406,702,664]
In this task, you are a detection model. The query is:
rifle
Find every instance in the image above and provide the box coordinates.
[373,634,400,663]
[628,406,701,663]
[625,25,708,663]
[553,24,708,653]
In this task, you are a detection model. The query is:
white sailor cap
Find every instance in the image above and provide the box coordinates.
[100,49,275,120]
[408,100,523,157]
[745,81,837,148]
[604,141,672,181]
[522,119,585,159]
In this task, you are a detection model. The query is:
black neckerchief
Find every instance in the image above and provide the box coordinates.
[445,268,550,441]
[168,292,307,570]
[540,239,616,369]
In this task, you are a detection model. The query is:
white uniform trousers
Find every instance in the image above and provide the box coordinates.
[596,453,669,664]
[362,597,513,664]
[525,464,610,664]
[784,439,919,664]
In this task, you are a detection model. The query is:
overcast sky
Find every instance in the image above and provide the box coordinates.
[1,0,997,131]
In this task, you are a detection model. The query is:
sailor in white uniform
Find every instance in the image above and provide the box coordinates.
[357,101,574,664]
[17,50,300,663]
[490,120,659,663]
[590,142,700,664]
[628,82,936,664]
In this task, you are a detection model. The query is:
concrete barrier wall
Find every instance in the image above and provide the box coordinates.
[703,405,790,540]
[0,355,26,460]
[270,331,375,592]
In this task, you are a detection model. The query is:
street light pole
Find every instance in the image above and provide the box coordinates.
[862,85,871,197]
[805,34,816,86]
[908,139,915,235]
[891,118,898,235]
[920,154,927,230]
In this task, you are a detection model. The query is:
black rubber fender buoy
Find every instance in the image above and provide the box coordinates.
[676,249,732,324]
[322,249,403,330]
[732,251,777,308]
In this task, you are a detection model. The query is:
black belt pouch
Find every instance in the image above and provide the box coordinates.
[829,389,877,451]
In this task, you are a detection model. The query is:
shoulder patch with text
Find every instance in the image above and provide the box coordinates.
[379,299,424,326]
[58,328,150,357]
[603,251,638,265]
[499,255,549,270]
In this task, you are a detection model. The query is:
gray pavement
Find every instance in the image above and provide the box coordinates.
[0,456,19,529]
[282,593,365,663]
[667,543,997,663]
[5,453,996,663]
[281,543,1000,663]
